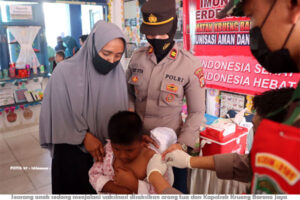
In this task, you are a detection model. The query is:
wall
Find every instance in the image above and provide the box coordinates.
[69,4,82,46]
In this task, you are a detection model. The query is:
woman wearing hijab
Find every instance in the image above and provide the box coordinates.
[39,21,128,194]
[126,0,205,193]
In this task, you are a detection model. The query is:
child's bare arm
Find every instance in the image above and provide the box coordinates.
[102,181,133,194]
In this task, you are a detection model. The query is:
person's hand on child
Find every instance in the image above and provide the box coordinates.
[84,132,105,162]
[114,167,138,193]
[143,135,159,149]
[161,143,182,159]
[164,149,192,168]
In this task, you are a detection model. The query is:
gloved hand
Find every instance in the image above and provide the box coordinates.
[165,149,192,168]
[146,154,167,181]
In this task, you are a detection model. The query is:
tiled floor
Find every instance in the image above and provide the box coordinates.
[0,125,51,194]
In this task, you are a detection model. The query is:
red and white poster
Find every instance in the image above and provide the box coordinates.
[183,0,300,95]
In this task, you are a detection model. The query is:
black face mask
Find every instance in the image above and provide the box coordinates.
[147,17,178,63]
[250,0,298,73]
[147,38,174,61]
[92,34,120,75]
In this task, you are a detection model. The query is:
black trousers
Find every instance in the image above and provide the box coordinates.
[51,144,96,194]
[172,167,188,194]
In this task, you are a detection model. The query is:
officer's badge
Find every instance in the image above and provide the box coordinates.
[169,49,177,59]
[148,14,157,23]
[194,67,203,77]
[148,47,154,54]
[166,94,175,102]
[194,67,205,88]
[163,43,170,50]
[132,76,138,83]
[166,84,178,93]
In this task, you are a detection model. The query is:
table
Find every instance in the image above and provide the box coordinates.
[189,169,249,194]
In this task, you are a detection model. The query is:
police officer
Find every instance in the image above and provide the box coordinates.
[126,0,206,193]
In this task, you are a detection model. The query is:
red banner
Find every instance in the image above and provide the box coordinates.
[183,0,300,95]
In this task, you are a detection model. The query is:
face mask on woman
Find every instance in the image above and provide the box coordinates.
[92,34,120,75]
[146,17,178,63]
[249,0,298,73]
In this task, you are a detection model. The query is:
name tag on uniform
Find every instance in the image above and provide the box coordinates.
[165,74,184,83]
[132,68,144,74]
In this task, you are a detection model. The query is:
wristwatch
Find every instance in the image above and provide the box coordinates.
[181,143,188,152]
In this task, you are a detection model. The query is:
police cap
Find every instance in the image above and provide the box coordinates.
[140,0,176,35]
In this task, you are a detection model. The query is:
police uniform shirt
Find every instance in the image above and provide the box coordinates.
[126,44,205,147]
